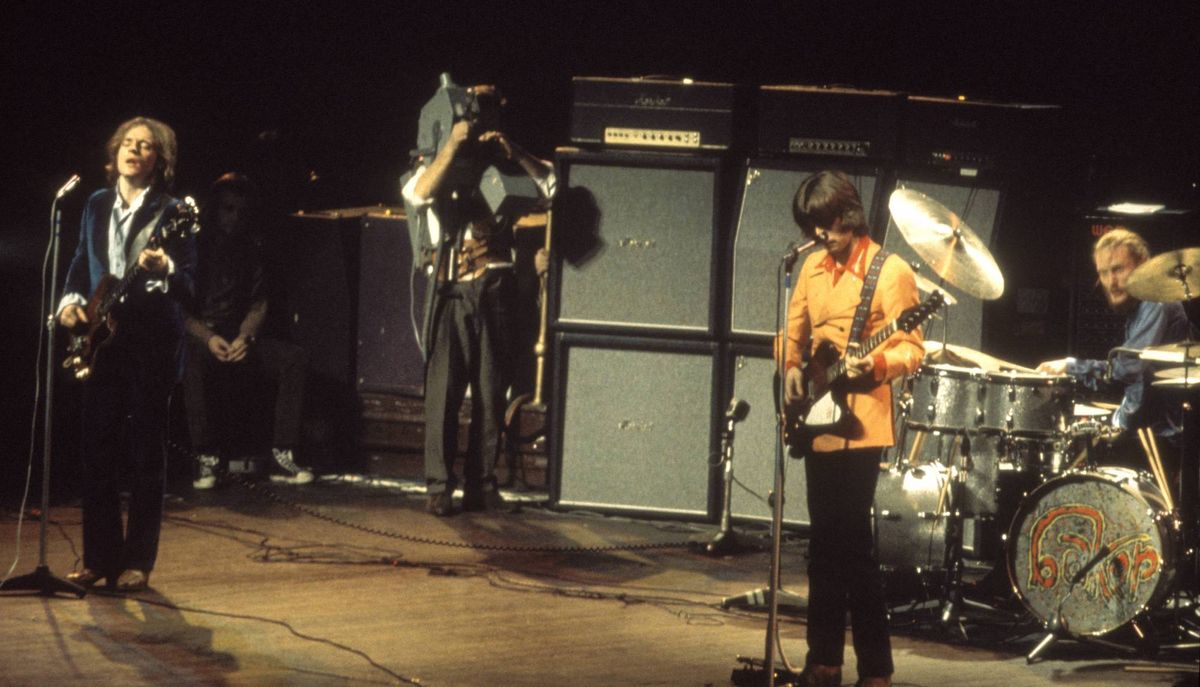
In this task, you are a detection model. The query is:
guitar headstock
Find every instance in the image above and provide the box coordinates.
[898,290,945,332]
[160,196,201,243]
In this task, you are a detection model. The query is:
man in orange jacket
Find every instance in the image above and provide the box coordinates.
[778,171,924,687]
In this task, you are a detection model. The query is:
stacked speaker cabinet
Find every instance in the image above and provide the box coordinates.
[552,334,719,517]
[549,149,731,516]
[356,211,426,396]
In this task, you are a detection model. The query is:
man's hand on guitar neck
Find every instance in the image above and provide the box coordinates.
[59,304,88,329]
[844,353,875,380]
[137,247,171,276]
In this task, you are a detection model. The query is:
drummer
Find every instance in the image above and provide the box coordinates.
[1037,228,1193,438]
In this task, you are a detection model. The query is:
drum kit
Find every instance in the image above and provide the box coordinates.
[875,188,1200,660]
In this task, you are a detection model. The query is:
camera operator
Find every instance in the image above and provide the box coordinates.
[402,86,554,516]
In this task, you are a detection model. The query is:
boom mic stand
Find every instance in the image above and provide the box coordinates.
[731,241,818,687]
[1,176,86,598]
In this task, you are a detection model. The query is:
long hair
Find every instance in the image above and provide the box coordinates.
[104,116,178,189]
[791,170,869,238]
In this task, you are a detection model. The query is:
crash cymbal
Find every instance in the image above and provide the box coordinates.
[913,272,958,306]
[1125,247,1200,303]
[922,341,1036,373]
[888,188,1005,300]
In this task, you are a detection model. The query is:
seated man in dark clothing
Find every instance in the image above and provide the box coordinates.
[184,173,312,488]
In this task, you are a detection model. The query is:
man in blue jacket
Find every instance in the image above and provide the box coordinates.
[57,116,198,592]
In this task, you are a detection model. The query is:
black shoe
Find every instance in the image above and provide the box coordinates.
[462,488,520,513]
[426,491,454,516]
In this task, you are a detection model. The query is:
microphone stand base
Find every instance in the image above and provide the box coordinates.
[0,565,87,599]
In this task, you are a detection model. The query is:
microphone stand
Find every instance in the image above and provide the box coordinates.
[707,400,750,555]
[732,243,815,687]
[2,179,86,598]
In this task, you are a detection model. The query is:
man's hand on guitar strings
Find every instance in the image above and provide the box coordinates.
[783,366,806,404]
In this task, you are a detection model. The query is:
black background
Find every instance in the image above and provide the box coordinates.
[2,1,1197,498]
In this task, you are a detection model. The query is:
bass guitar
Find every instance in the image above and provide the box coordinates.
[783,290,943,456]
[64,197,200,380]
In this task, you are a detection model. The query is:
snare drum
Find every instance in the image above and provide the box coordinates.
[981,371,1073,437]
[1007,467,1176,636]
[907,364,987,433]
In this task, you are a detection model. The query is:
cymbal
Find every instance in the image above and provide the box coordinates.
[888,188,1005,300]
[1154,365,1200,379]
[1073,402,1112,417]
[922,341,1036,373]
[913,272,958,306]
[1144,340,1200,359]
[1126,247,1200,303]
[1152,376,1200,388]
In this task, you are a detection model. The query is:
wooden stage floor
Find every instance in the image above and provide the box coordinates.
[1,478,1196,687]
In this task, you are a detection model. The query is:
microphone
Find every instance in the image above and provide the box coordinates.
[725,398,750,423]
[55,174,81,199]
[782,234,824,271]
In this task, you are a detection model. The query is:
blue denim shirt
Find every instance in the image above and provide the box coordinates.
[1066,300,1193,431]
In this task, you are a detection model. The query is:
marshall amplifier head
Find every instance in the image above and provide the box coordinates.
[902,96,1061,180]
[569,76,747,153]
[756,84,905,161]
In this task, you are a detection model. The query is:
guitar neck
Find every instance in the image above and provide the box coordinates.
[825,321,898,384]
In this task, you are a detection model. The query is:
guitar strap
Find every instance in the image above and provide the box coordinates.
[846,248,890,348]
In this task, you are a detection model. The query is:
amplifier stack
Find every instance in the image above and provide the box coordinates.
[548,76,1061,523]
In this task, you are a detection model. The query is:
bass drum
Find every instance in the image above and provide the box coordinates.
[1007,467,1176,636]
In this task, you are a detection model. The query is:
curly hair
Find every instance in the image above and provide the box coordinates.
[104,116,178,189]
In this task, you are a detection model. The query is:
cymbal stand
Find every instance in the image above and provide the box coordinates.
[937,432,972,639]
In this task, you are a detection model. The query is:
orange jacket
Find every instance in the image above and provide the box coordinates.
[777,238,924,453]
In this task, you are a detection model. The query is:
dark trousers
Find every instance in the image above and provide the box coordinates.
[804,448,893,678]
[183,335,306,456]
[423,269,514,495]
[80,340,174,576]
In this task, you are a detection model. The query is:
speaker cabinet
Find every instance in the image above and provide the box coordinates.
[725,347,811,526]
[552,150,726,337]
[551,334,719,517]
[880,177,1003,351]
[356,212,426,395]
[729,162,883,340]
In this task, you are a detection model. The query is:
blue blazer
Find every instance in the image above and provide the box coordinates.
[63,187,198,379]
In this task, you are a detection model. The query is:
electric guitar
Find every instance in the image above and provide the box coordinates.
[783,291,943,456]
[64,197,200,380]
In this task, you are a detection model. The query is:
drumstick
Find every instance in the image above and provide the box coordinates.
[906,430,927,467]
[1145,429,1175,512]
[1137,428,1175,512]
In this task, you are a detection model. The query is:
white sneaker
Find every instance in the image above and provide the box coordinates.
[193,454,218,490]
[269,448,314,485]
